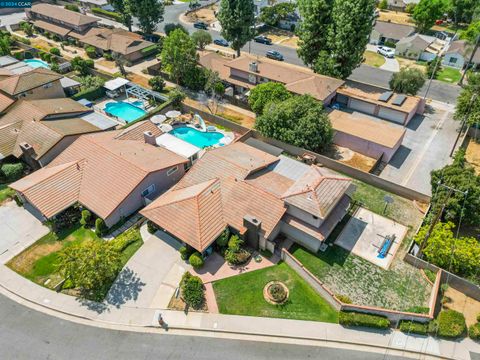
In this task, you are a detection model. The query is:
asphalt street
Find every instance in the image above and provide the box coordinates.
[0,293,410,360]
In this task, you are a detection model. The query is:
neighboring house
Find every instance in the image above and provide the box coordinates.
[387,0,419,11]
[142,142,354,254]
[395,34,443,61]
[0,98,117,168]
[335,87,424,125]
[199,53,345,105]
[79,0,109,8]
[443,40,480,69]
[26,3,99,39]
[0,68,65,101]
[71,27,155,64]
[278,12,300,31]
[10,121,188,228]
[369,21,415,45]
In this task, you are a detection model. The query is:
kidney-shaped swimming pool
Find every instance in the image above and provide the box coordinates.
[170,127,225,148]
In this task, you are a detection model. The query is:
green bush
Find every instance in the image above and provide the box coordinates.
[24,51,33,59]
[228,235,243,252]
[62,278,75,290]
[188,252,204,269]
[339,311,390,329]
[335,294,352,304]
[423,269,437,283]
[225,248,251,265]
[435,310,466,338]
[399,320,428,335]
[477,313,480,322]
[85,46,97,59]
[64,4,80,12]
[49,47,60,56]
[95,218,107,237]
[147,220,158,234]
[179,246,190,260]
[71,86,106,101]
[13,52,23,60]
[148,76,165,92]
[110,227,141,252]
[104,52,113,61]
[216,228,230,248]
[0,162,23,182]
[80,209,91,226]
[91,7,123,22]
[469,323,480,340]
[181,272,205,309]
[141,44,159,56]
[406,306,430,314]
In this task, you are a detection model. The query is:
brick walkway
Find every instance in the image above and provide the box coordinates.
[204,283,218,313]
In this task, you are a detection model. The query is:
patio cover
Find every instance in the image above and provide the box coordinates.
[104,77,130,91]
[60,76,81,89]
[156,133,200,159]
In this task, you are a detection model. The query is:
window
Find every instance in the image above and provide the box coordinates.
[450,57,457,64]
[167,166,178,176]
[141,184,156,197]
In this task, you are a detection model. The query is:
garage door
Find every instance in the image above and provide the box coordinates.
[349,99,376,115]
[378,107,406,124]
[281,222,321,253]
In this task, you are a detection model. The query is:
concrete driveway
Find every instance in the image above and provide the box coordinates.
[0,201,49,263]
[366,44,400,72]
[106,225,190,309]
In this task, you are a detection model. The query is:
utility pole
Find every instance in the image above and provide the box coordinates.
[459,34,480,86]
[450,93,478,157]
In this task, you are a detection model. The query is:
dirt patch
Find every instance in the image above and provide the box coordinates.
[466,138,480,175]
[329,146,377,172]
[397,57,427,73]
[8,241,62,275]
[262,29,299,48]
[186,4,218,24]
[127,72,152,88]
[30,38,54,52]
[377,10,414,25]
[444,287,480,326]
[96,59,117,69]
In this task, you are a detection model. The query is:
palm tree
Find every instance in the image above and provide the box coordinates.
[112,53,128,77]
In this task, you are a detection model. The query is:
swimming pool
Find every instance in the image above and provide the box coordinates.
[104,101,147,123]
[170,127,225,148]
[23,59,50,69]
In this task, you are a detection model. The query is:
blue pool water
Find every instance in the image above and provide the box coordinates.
[170,127,225,148]
[23,59,50,69]
[104,101,147,123]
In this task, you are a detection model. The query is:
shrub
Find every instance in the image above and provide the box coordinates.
[91,7,123,22]
[406,306,430,314]
[147,220,158,234]
[179,246,190,260]
[378,0,388,10]
[181,272,205,309]
[165,23,187,36]
[335,294,352,304]
[268,283,287,302]
[24,51,33,59]
[228,235,243,252]
[435,310,466,338]
[148,76,165,92]
[110,227,141,252]
[71,86,106,101]
[104,52,113,61]
[168,89,186,109]
[95,218,107,237]
[0,162,23,182]
[80,209,91,226]
[85,46,97,59]
[189,252,204,269]
[225,248,251,265]
[216,228,230,248]
[469,323,480,340]
[399,321,428,335]
[49,47,60,56]
[339,311,390,329]
[64,4,80,12]
[423,269,437,283]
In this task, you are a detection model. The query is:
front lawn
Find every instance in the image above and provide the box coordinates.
[0,184,15,204]
[7,224,143,295]
[363,50,386,68]
[436,67,462,83]
[213,262,339,323]
[290,244,432,311]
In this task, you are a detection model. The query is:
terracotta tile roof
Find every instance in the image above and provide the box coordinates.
[0,92,15,113]
[28,4,99,27]
[11,122,188,220]
[80,28,153,55]
[244,168,294,197]
[0,122,18,159]
[115,120,163,141]
[329,109,405,149]
[282,166,352,218]
[285,75,343,101]
[32,20,72,37]
[141,179,226,251]
[0,68,63,96]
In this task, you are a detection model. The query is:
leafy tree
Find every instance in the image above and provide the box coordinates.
[148,75,166,92]
[0,35,11,56]
[80,210,91,226]
[130,0,164,35]
[49,47,60,56]
[20,22,34,36]
[413,0,447,32]
[57,240,122,300]
[181,272,205,308]
[378,0,388,10]
[202,69,224,113]
[0,162,23,182]
[405,3,416,13]
[260,2,296,27]
[461,20,480,43]
[430,149,480,226]
[446,0,478,26]
[191,30,212,50]
[79,75,105,91]
[168,88,186,109]
[255,94,333,152]
[95,218,108,236]
[161,29,198,85]
[71,56,92,76]
[427,57,442,79]
[216,228,230,248]
[454,72,480,125]
[248,82,291,114]
[217,0,255,57]
[164,23,188,36]
[297,0,375,79]
[389,67,426,95]
[108,0,133,31]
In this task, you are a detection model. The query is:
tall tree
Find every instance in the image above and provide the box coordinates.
[412,0,447,32]
[296,0,375,79]
[217,0,255,57]
[454,72,480,126]
[447,0,477,25]
[160,29,198,84]
[108,0,133,31]
[389,67,426,95]
[248,82,291,115]
[130,0,164,35]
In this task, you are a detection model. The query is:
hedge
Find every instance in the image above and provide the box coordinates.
[0,163,23,182]
[435,310,466,338]
[189,252,204,269]
[399,320,428,335]
[91,7,123,22]
[111,227,142,252]
[181,272,205,309]
[339,311,390,329]
[469,323,480,340]
[71,86,106,101]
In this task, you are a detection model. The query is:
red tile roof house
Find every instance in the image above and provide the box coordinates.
[142,142,355,254]
[10,121,188,228]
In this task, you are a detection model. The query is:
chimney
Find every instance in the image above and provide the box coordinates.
[19,142,40,170]
[243,214,262,249]
[249,61,258,73]
[143,131,156,146]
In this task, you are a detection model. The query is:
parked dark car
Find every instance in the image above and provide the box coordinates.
[214,38,229,47]
[193,22,208,30]
[266,50,284,61]
[254,35,272,45]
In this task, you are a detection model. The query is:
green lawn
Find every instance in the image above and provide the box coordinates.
[213,262,339,323]
[436,67,462,83]
[0,184,15,203]
[363,50,386,68]
[290,244,432,311]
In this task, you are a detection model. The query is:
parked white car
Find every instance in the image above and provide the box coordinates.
[377,46,395,58]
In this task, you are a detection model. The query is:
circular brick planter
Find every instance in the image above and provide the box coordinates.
[263,281,289,305]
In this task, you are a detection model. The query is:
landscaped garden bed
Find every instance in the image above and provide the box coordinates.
[212,262,339,323]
